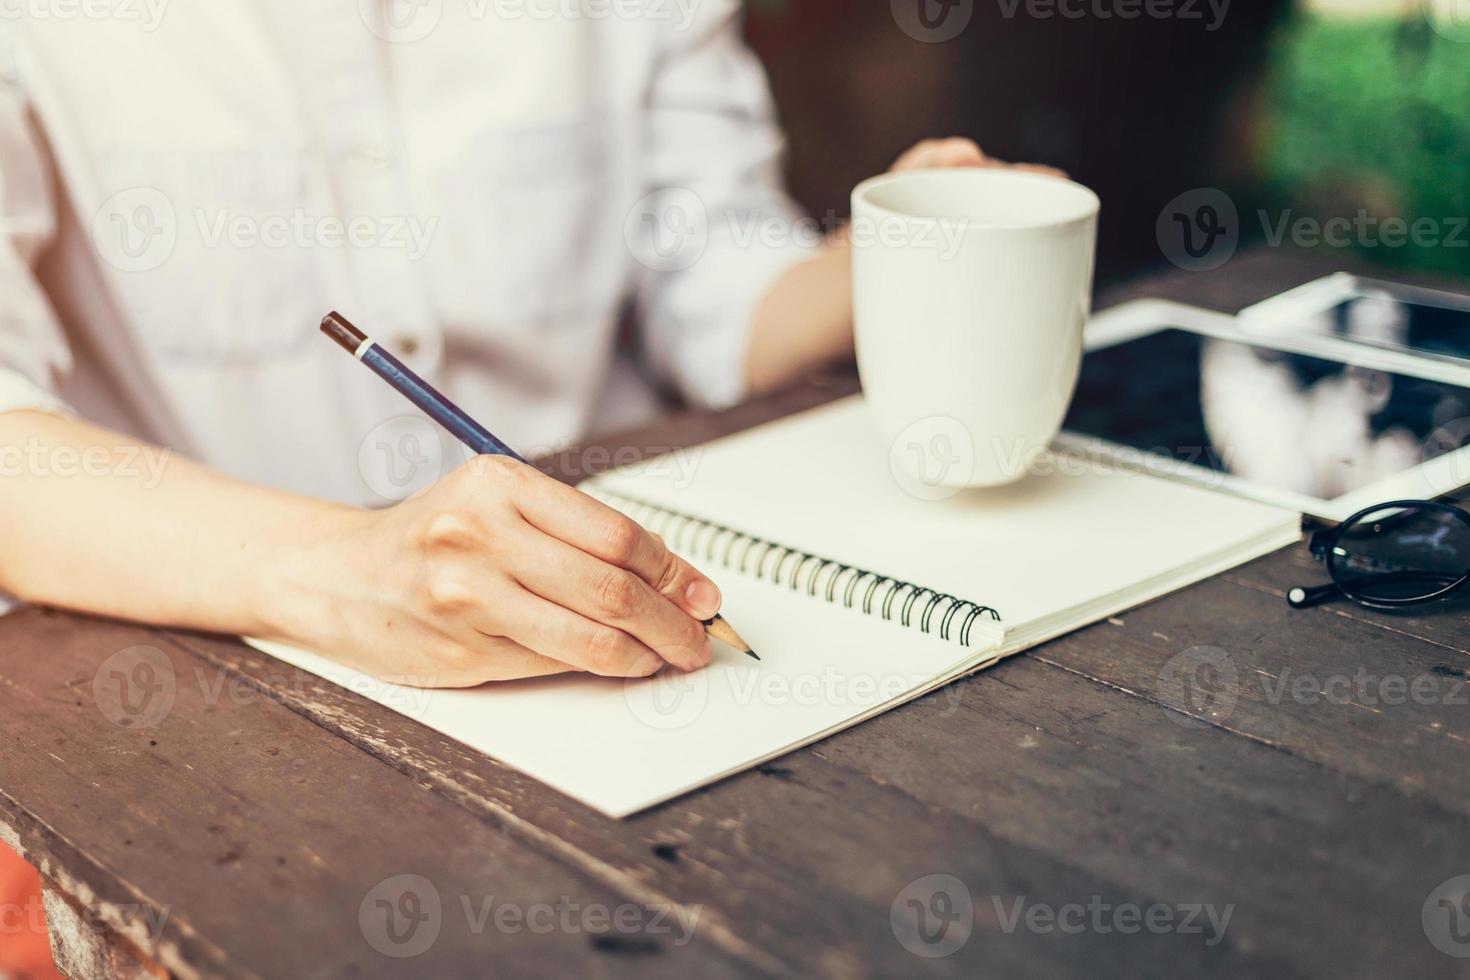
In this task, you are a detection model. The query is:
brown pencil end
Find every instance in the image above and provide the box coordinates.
[321,311,368,354]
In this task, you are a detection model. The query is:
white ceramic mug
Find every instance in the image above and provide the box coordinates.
[851,169,1099,489]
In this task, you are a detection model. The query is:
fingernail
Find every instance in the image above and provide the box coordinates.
[685,579,721,618]
[634,652,663,676]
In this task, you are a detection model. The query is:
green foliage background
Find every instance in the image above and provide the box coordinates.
[1260,15,1470,276]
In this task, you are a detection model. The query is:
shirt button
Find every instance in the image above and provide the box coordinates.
[396,336,420,357]
[354,138,394,168]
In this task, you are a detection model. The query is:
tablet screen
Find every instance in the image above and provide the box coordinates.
[1063,328,1470,501]
[1320,288,1470,362]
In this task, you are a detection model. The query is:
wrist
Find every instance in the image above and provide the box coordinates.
[237,500,375,648]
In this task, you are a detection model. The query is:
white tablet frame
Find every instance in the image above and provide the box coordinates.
[1237,271,1470,377]
[1056,298,1470,522]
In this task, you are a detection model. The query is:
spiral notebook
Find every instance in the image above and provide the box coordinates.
[250,396,1298,817]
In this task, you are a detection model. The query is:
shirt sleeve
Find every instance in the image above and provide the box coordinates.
[631,0,818,410]
[0,65,73,419]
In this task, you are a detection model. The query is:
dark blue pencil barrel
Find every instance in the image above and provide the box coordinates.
[360,346,525,461]
[320,311,524,462]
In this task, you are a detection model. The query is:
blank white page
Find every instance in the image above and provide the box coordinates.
[250,561,985,818]
[587,396,1298,633]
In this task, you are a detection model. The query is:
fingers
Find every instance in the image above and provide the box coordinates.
[508,524,712,672]
[890,137,1066,179]
[386,631,575,687]
[892,137,987,171]
[486,585,674,678]
[1009,162,1070,180]
[447,639,575,685]
[506,465,723,620]
[419,555,670,678]
[412,459,720,679]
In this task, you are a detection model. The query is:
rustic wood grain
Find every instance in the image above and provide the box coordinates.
[4,248,1470,979]
[41,883,167,980]
[0,611,757,979]
[161,572,1470,978]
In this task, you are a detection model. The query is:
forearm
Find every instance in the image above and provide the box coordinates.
[0,410,357,637]
[0,410,730,686]
[743,241,855,396]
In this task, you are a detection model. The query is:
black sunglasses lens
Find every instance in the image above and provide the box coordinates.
[1330,505,1470,603]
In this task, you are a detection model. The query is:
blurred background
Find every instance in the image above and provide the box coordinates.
[744,0,1470,287]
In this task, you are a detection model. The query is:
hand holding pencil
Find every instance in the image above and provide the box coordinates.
[304,312,753,688]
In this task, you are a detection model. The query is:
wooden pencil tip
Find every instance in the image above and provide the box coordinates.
[701,616,759,662]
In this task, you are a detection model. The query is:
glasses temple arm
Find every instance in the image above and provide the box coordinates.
[1287,581,1343,609]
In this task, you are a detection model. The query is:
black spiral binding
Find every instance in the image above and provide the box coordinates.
[592,488,1001,647]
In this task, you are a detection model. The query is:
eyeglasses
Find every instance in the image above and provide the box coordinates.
[1288,499,1470,610]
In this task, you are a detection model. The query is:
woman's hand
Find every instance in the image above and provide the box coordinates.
[888,136,1067,178]
[0,412,719,689]
[274,456,722,687]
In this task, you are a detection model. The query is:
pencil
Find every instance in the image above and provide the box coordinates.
[702,617,757,661]
[320,311,759,663]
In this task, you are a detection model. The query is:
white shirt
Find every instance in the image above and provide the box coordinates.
[0,0,814,504]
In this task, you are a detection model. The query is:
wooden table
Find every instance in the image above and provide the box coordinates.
[5,249,1470,979]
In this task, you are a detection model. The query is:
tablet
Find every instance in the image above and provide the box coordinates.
[1239,272,1470,371]
[1057,300,1470,522]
